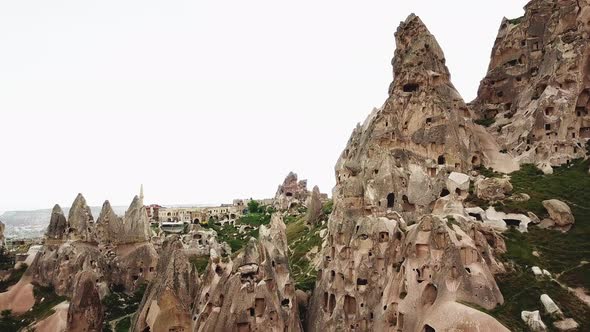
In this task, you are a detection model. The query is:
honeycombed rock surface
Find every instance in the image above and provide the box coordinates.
[66,270,104,332]
[471,0,590,171]
[131,236,199,332]
[192,214,302,332]
[274,172,310,210]
[307,14,509,332]
[28,194,158,297]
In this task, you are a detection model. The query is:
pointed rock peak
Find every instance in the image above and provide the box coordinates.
[68,193,93,223]
[284,172,298,183]
[391,14,450,94]
[128,195,141,209]
[312,185,320,194]
[97,200,118,223]
[52,204,64,215]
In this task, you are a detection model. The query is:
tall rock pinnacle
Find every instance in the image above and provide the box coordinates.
[307,15,508,332]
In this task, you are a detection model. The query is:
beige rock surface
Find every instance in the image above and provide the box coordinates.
[475,177,513,201]
[0,275,35,314]
[66,270,104,332]
[192,214,302,331]
[471,0,590,169]
[542,199,575,227]
[34,301,69,332]
[131,236,198,332]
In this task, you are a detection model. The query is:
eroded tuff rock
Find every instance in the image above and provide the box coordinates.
[47,204,68,240]
[327,14,503,224]
[475,177,514,201]
[471,0,590,170]
[28,193,158,297]
[306,185,323,226]
[66,270,104,332]
[542,199,575,227]
[132,236,199,332]
[192,214,302,331]
[274,172,310,210]
[307,14,509,331]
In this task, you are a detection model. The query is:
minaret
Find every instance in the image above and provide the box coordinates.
[140,184,144,204]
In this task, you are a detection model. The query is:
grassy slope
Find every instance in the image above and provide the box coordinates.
[487,160,590,331]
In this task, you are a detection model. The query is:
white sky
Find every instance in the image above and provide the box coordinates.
[0,0,526,212]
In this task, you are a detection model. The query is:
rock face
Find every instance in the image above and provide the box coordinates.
[471,0,590,168]
[542,199,575,227]
[306,186,323,225]
[0,220,5,249]
[307,14,509,332]
[131,236,198,332]
[67,270,104,332]
[46,205,68,240]
[521,310,547,331]
[475,177,514,201]
[192,214,302,331]
[274,172,309,210]
[28,193,158,296]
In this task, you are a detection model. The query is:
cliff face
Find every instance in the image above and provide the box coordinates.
[131,236,199,332]
[29,194,158,296]
[472,0,590,171]
[306,15,509,332]
[192,214,302,332]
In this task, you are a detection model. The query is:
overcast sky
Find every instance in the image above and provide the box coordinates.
[0,0,526,212]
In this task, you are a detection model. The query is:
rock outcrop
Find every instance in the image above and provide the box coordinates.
[28,193,158,296]
[475,177,513,201]
[131,236,199,332]
[192,214,302,331]
[307,14,509,331]
[471,0,590,170]
[66,270,104,332]
[306,186,323,225]
[542,199,575,227]
[274,172,309,210]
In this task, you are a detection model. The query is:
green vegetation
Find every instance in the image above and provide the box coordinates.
[190,256,209,274]
[286,215,326,292]
[0,263,27,292]
[322,199,334,216]
[103,283,146,326]
[247,199,261,213]
[208,210,272,253]
[486,160,590,330]
[475,117,496,127]
[0,284,67,330]
[115,316,132,332]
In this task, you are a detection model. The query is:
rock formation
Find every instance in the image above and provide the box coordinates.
[66,270,104,332]
[306,186,323,225]
[0,220,5,249]
[192,214,302,331]
[542,199,575,228]
[471,0,590,172]
[131,236,199,332]
[28,193,158,296]
[307,14,509,331]
[274,172,310,210]
[46,204,68,240]
[182,224,231,257]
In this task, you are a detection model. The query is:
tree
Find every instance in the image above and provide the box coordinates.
[247,199,260,214]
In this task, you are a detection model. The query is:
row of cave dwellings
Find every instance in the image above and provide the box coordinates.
[481,5,590,159]
[318,218,484,331]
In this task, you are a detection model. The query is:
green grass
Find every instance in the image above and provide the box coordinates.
[486,160,590,330]
[475,118,496,127]
[208,212,272,253]
[0,263,27,292]
[103,283,146,323]
[286,215,325,292]
[190,256,209,274]
[115,316,131,332]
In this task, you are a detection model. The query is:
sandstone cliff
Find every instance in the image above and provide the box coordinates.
[192,214,302,332]
[472,0,590,172]
[307,14,509,331]
[131,236,199,332]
